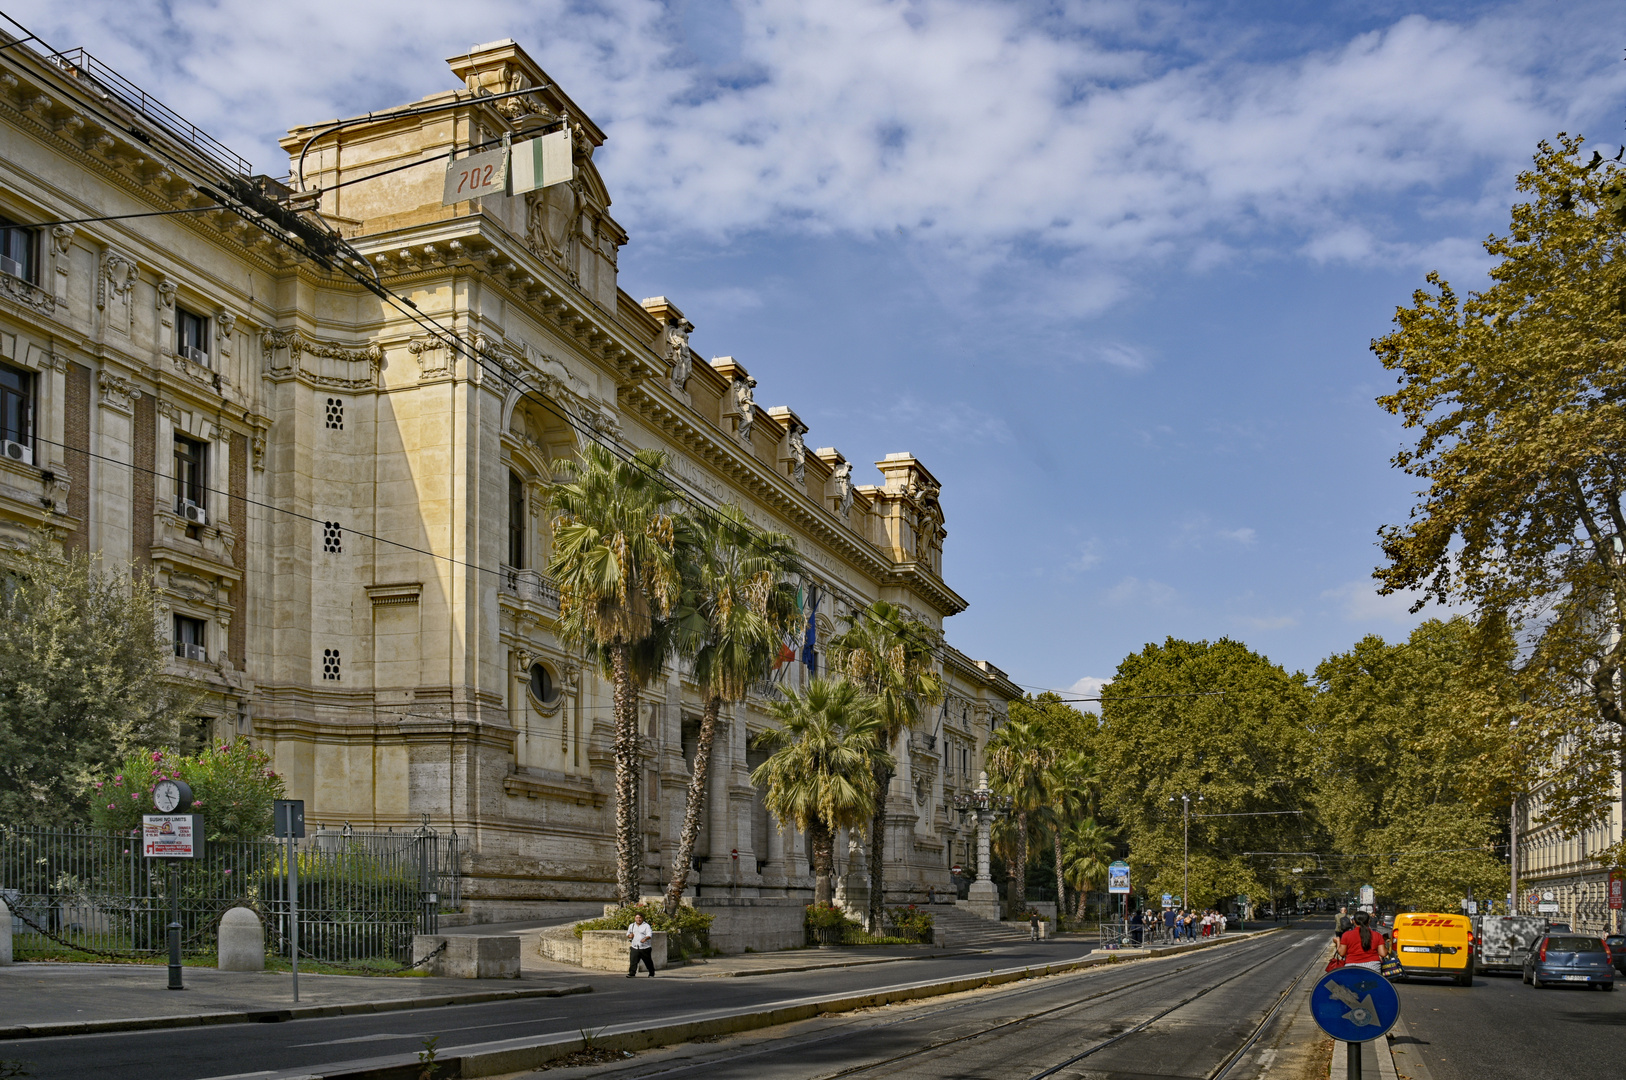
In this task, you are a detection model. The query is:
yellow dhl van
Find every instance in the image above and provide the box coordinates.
[1392,912,1476,985]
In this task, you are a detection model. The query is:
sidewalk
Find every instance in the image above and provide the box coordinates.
[0,963,592,1039]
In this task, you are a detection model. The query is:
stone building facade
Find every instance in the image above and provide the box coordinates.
[0,35,1020,917]
[1517,761,1622,934]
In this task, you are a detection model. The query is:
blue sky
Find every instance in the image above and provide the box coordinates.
[15,0,1626,695]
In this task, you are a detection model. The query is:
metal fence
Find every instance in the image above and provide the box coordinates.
[1,821,459,962]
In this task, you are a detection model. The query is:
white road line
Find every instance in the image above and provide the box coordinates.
[290,1015,564,1048]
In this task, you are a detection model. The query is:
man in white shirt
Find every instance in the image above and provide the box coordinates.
[626,912,656,977]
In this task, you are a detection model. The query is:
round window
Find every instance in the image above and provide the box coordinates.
[529,663,558,703]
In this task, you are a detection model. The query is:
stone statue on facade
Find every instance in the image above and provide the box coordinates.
[787,422,807,483]
[732,375,756,441]
[833,460,854,516]
[665,319,692,392]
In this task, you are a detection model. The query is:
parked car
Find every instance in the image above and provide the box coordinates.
[1605,934,1626,975]
[1392,912,1475,986]
[1522,934,1615,990]
[1476,915,1547,975]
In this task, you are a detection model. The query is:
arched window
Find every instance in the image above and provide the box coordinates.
[508,471,526,568]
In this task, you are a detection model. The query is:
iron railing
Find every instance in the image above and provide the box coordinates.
[1,821,459,962]
[499,564,560,609]
[45,47,254,175]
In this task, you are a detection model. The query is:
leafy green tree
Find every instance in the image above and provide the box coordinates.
[1039,750,1096,921]
[663,505,800,915]
[1061,818,1116,920]
[985,719,1051,915]
[751,679,889,905]
[546,444,683,905]
[1372,133,1626,857]
[827,600,943,929]
[0,537,194,827]
[1095,637,1315,908]
[90,740,285,841]
[1312,618,1514,910]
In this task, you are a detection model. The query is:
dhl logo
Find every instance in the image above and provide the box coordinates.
[1402,917,1464,927]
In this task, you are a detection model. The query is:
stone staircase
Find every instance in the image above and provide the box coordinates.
[927,904,1037,948]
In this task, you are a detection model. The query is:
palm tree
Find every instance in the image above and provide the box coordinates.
[1040,751,1096,924]
[662,505,801,915]
[1062,819,1116,921]
[750,679,889,905]
[985,719,1050,917]
[827,600,943,930]
[546,443,683,906]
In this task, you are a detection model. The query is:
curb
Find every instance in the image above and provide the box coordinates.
[0,983,593,1041]
[287,928,1280,1079]
[687,949,969,978]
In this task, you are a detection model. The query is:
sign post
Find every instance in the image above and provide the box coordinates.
[142,778,200,991]
[1311,967,1400,1080]
[274,800,305,1002]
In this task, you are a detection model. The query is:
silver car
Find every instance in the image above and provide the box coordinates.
[1522,934,1616,990]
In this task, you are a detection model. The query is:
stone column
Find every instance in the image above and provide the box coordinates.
[964,813,1000,921]
[762,815,787,892]
[707,712,732,888]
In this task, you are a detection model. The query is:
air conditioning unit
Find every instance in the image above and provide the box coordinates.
[178,499,208,525]
[179,345,211,367]
[1,439,31,465]
[175,642,207,662]
[0,255,22,280]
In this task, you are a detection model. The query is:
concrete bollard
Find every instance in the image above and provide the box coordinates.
[217,906,265,971]
[1,898,12,965]
[410,935,521,978]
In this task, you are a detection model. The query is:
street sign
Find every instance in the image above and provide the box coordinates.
[1358,884,1374,908]
[442,145,509,205]
[1538,901,1560,913]
[510,129,573,195]
[142,814,202,858]
[1610,872,1623,911]
[1107,860,1131,895]
[1311,967,1400,1044]
[1162,893,1173,907]
[1541,890,1554,902]
[274,799,305,839]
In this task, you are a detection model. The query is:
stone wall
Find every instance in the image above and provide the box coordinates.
[692,897,807,954]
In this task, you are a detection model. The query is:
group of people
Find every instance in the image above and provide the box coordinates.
[1160,907,1227,941]
[1332,906,1390,972]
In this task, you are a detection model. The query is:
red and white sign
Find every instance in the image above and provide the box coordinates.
[142,814,200,858]
[1610,872,1623,911]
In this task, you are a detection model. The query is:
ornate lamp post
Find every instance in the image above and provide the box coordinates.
[954,771,1012,922]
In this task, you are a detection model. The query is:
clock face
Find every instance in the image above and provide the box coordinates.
[154,780,181,813]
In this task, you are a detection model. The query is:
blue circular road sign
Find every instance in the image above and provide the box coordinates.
[1311,967,1400,1043]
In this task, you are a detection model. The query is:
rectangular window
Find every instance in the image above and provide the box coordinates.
[325,397,344,430]
[0,362,33,459]
[323,520,342,553]
[174,435,208,515]
[176,307,210,366]
[0,214,37,284]
[173,615,207,661]
[508,471,526,569]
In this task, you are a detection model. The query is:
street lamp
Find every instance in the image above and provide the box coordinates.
[954,771,1013,920]
[1169,794,1202,911]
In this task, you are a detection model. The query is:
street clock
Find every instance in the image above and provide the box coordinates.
[153,778,194,813]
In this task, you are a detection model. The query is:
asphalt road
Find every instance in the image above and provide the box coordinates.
[517,925,1329,1080]
[1392,963,1626,1080]
[0,931,1314,1080]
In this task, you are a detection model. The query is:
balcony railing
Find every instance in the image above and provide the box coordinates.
[499,565,559,609]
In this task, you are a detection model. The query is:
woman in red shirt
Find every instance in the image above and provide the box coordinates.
[1336,911,1388,972]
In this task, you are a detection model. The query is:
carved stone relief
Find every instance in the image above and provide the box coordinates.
[98,370,139,413]
[787,422,808,484]
[665,320,692,393]
[732,375,756,443]
[261,329,382,389]
[408,337,454,379]
[97,249,138,335]
[832,460,854,517]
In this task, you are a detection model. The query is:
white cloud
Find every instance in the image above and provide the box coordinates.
[13,0,1622,302]
[1067,675,1110,703]
[1321,579,1447,626]
[1106,575,1178,607]
[1067,540,1103,573]
[1218,527,1256,546]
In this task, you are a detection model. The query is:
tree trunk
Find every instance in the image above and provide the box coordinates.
[664,695,721,915]
[1053,829,1066,928]
[610,641,640,908]
[1076,888,1088,921]
[867,762,893,933]
[1007,810,1029,917]
[809,820,834,905]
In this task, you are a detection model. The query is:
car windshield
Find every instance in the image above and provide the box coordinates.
[1546,937,1604,952]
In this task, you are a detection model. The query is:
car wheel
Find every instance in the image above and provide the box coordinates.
[1605,983,1616,992]
[1531,975,1543,989]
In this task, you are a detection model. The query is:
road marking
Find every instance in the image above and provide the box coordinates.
[291,1016,564,1047]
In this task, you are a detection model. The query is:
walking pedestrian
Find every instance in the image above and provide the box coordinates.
[1218,911,1227,936]
[626,912,656,978]
[1335,911,1387,973]
[1030,910,1041,941]
[927,886,936,905]
[1164,906,1177,941]
[1129,908,1144,945]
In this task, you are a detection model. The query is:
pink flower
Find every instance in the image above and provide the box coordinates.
[192,799,203,807]
[129,793,139,800]
[95,781,104,789]
[223,869,232,876]
[107,803,115,810]
[114,776,123,785]
[151,751,163,762]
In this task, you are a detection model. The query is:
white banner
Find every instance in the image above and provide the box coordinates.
[510,129,573,196]
[142,814,200,858]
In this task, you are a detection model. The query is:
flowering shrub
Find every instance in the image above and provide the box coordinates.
[87,740,285,840]
[805,903,861,932]
[887,905,934,942]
